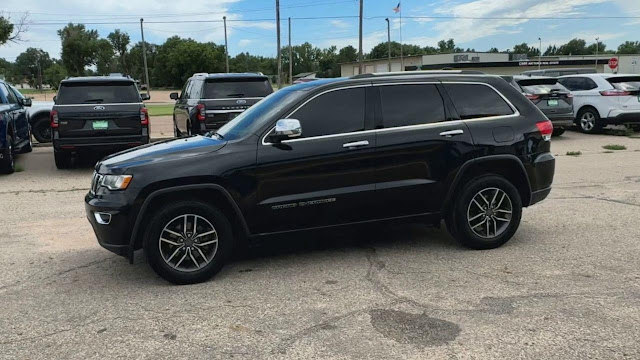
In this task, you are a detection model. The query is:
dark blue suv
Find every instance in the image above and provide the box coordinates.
[0,80,33,174]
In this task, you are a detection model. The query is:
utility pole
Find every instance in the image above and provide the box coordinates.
[385,18,391,72]
[223,16,229,73]
[595,37,599,71]
[288,17,292,84]
[276,0,282,88]
[358,0,363,74]
[140,18,151,93]
[538,37,542,70]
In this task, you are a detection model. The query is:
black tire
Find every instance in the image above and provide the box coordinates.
[552,128,565,137]
[54,150,72,169]
[449,175,522,250]
[576,107,602,134]
[143,200,234,284]
[0,135,15,174]
[31,115,52,143]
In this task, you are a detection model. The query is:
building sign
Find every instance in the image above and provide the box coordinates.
[518,61,560,66]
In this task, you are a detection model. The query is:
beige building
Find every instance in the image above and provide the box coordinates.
[340,53,640,77]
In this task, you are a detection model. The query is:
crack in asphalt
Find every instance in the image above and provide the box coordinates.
[0,188,88,196]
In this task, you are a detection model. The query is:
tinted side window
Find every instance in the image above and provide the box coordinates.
[0,84,10,104]
[379,84,445,127]
[444,84,514,119]
[180,81,190,100]
[2,84,18,104]
[292,87,365,138]
[559,77,597,91]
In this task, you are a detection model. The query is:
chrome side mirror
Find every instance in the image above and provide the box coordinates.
[270,119,302,142]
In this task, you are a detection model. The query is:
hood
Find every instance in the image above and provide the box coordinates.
[97,135,226,173]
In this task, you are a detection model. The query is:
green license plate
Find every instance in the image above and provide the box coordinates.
[92,120,108,130]
[547,99,558,107]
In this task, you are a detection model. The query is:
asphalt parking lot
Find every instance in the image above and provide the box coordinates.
[1,130,639,359]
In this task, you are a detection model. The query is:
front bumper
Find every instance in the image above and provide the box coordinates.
[85,193,134,257]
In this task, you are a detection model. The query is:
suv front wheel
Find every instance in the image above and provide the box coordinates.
[448,175,522,250]
[143,200,233,284]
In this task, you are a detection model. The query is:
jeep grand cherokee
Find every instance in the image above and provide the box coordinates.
[86,72,555,284]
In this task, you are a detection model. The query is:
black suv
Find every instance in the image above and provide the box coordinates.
[170,72,273,136]
[86,73,555,284]
[51,75,150,169]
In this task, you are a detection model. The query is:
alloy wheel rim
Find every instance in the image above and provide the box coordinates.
[580,112,595,131]
[467,187,513,239]
[158,214,218,272]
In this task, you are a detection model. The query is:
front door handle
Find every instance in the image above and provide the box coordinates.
[342,140,369,149]
[439,129,464,137]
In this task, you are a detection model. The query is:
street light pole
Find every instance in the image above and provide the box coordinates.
[276,0,282,88]
[288,17,292,84]
[140,18,151,93]
[358,0,363,74]
[385,18,391,72]
[223,16,229,73]
[595,37,599,71]
[538,37,542,70]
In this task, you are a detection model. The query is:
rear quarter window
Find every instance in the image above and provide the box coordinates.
[444,83,514,120]
[56,81,140,104]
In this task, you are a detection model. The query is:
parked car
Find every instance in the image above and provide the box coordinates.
[86,73,555,284]
[502,75,573,136]
[28,100,54,143]
[170,73,273,136]
[51,75,151,169]
[0,80,33,174]
[522,68,596,77]
[557,73,640,133]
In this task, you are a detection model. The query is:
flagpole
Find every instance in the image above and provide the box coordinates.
[399,4,403,71]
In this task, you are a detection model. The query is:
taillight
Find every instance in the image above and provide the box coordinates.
[536,120,553,141]
[140,107,149,125]
[196,104,206,122]
[50,110,59,128]
[600,89,631,96]
[525,94,540,101]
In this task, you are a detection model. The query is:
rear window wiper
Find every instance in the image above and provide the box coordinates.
[225,93,245,98]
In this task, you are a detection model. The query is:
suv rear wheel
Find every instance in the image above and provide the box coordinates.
[448,175,522,250]
[32,115,52,143]
[576,107,602,134]
[0,135,15,174]
[143,200,233,284]
[54,150,72,169]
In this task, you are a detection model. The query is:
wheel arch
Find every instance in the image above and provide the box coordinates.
[444,155,532,214]
[128,184,250,263]
[28,109,50,125]
[576,104,602,121]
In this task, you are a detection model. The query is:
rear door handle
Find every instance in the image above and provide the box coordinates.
[342,140,369,149]
[439,129,464,137]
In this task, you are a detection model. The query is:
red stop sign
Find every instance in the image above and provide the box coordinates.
[608,58,619,69]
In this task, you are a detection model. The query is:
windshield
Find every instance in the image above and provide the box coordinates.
[56,81,140,104]
[607,76,640,91]
[214,89,300,141]
[204,78,273,98]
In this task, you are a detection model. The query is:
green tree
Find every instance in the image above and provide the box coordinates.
[107,29,130,74]
[617,41,640,54]
[512,43,539,58]
[14,48,53,88]
[0,13,28,46]
[128,41,158,86]
[488,47,500,53]
[438,39,458,53]
[557,38,587,55]
[337,46,358,62]
[95,39,114,75]
[586,41,607,54]
[57,23,99,76]
[153,37,226,88]
[43,62,67,89]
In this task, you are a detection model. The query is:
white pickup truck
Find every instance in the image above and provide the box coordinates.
[27,100,54,143]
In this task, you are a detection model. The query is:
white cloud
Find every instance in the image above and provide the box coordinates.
[238,39,253,47]
[329,20,350,29]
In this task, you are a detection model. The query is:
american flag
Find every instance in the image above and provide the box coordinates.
[393,2,401,13]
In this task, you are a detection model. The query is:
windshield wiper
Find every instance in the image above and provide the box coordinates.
[83,99,104,103]
[226,93,245,98]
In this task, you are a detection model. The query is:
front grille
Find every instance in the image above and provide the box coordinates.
[91,172,103,195]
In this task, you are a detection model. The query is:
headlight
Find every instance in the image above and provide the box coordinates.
[100,175,133,191]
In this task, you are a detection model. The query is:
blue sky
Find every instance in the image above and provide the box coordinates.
[1,0,639,61]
